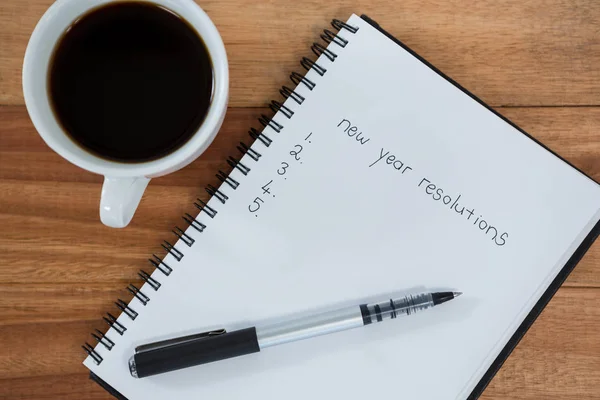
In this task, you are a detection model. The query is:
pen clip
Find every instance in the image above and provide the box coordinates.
[134,328,227,354]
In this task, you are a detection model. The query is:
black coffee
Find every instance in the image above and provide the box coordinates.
[49,2,213,162]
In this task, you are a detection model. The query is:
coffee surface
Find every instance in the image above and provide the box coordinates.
[49,2,213,162]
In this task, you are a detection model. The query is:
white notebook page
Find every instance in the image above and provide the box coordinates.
[84,14,600,400]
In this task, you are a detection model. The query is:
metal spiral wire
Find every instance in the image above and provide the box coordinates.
[82,17,358,366]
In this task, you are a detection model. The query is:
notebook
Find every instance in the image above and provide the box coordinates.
[82,14,600,400]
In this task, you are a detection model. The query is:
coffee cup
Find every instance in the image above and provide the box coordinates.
[23,0,228,228]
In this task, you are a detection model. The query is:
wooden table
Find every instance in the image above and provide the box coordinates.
[1,1,599,399]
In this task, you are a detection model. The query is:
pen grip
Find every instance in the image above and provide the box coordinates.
[133,327,260,378]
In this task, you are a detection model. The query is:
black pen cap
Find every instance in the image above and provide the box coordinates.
[130,327,260,378]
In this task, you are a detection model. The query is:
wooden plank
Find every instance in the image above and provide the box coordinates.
[0,288,598,399]
[0,320,96,380]
[2,106,600,184]
[0,106,258,186]
[2,0,600,106]
[0,284,123,327]
[0,204,598,287]
[0,374,112,400]
[1,106,599,287]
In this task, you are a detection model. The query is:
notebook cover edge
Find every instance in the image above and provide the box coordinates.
[89,371,129,400]
[359,13,600,400]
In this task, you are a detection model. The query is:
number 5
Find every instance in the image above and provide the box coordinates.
[248,197,264,213]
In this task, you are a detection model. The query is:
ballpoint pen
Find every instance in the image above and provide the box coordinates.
[129,291,461,378]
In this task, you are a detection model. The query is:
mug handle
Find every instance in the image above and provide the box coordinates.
[100,177,151,228]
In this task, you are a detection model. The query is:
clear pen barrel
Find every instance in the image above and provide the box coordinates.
[256,293,436,349]
[360,293,434,324]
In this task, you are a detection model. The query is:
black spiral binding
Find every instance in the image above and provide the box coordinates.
[82,18,359,366]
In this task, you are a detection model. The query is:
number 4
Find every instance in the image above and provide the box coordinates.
[262,180,273,195]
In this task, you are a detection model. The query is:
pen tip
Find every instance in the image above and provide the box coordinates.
[432,291,461,305]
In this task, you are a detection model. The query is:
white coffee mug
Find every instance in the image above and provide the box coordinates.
[23,0,228,228]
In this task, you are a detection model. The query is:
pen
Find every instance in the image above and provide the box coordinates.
[128,291,461,378]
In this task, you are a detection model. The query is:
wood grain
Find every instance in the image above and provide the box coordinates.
[1,107,600,288]
[0,289,598,399]
[2,0,600,106]
[0,0,599,399]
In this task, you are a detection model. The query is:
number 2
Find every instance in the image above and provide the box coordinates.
[290,144,303,161]
[277,162,289,175]
[248,197,264,213]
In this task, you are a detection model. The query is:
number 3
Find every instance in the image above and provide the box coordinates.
[248,197,264,213]
[277,162,289,175]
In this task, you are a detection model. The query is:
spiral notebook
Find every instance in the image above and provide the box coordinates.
[82,14,600,400]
